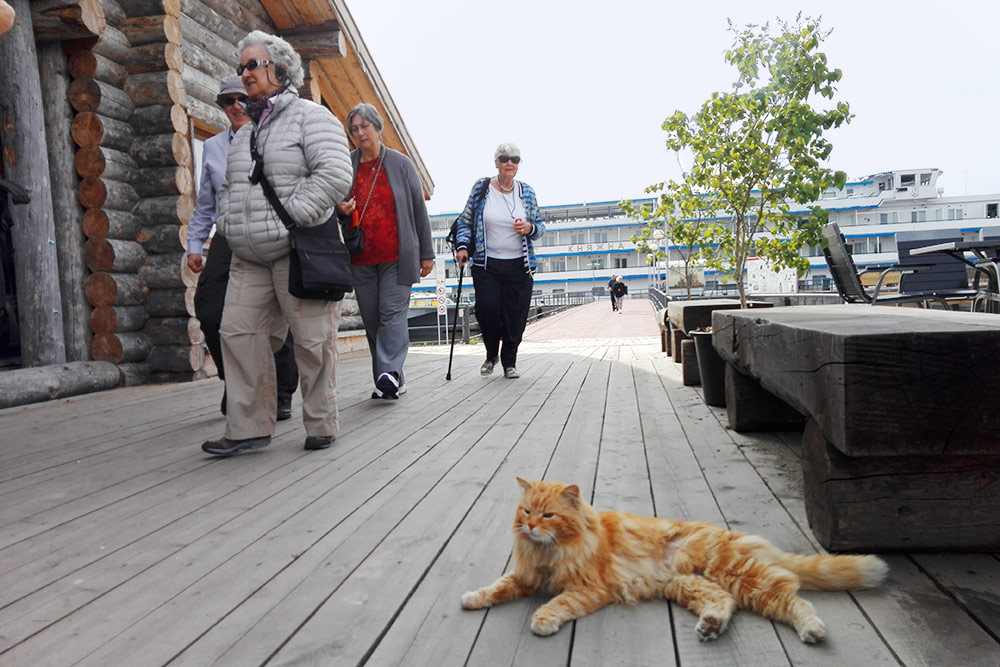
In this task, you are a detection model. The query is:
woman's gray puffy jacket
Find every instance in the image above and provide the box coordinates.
[218,90,353,263]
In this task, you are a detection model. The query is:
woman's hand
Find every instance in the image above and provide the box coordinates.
[420,259,433,277]
[336,198,356,215]
[513,218,532,235]
[456,249,469,266]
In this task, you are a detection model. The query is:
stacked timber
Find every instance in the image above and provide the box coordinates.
[122,1,201,381]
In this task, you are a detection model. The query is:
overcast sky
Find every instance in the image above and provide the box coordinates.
[345,0,1000,215]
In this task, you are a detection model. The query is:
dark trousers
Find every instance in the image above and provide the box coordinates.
[472,258,533,369]
[194,235,298,399]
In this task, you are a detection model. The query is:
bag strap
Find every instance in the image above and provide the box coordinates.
[355,147,385,227]
[250,131,296,231]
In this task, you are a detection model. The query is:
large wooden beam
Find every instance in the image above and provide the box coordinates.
[283,20,345,61]
[31,0,105,41]
[0,1,68,366]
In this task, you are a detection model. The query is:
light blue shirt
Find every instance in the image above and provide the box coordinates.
[186,128,234,256]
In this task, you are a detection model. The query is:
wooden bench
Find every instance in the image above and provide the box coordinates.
[667,299,772,385]
[711,304,1000,552]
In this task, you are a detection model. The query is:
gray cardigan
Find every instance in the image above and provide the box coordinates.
[347,147,434,286]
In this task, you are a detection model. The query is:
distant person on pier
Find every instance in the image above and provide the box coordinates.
[186,75,299,422]
[201,31,352,456]
[611,276,629,313]
[454,143,545,380]
[335,102,434,401]
[607,273,618,311]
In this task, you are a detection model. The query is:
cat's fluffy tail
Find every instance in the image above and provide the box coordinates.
[737,535,889,591]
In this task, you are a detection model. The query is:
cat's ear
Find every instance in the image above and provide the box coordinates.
[516,477,533,493]
[561,484,581,506]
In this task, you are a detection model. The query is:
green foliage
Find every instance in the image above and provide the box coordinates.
[630,14,852,307]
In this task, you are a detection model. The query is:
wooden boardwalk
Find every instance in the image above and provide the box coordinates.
[1,299,997,667]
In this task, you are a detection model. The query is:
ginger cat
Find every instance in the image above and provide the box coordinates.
[461,478,888,643]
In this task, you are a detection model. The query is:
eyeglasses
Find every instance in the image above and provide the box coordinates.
[349,122,373,135]
[217,95,248,107]
[497,155,521,164]
[237,59,273,75]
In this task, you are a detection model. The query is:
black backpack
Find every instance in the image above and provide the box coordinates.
[446,177,491,254]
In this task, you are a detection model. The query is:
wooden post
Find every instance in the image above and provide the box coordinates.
[0,1,68,366]
[38,43,92,363]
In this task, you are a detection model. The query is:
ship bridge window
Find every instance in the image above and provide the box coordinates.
[900,174,916,187]
[987,203,998,219]
[920,173,931,185]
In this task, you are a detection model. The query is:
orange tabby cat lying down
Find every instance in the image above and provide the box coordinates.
[461,478,888,643]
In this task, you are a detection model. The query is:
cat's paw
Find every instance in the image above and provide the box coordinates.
[696,611,730,641]
[795,616,826,643]
[530,610,562,636]
[460,590,489,610]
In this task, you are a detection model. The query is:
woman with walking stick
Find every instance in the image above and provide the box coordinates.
[453,143,545,379]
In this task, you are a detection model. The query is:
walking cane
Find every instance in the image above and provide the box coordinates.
[446,263,465,380]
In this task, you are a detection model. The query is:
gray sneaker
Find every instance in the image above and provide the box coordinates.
[480,357,498,376]
[504,367,520,379]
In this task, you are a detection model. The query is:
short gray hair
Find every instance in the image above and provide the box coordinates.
[237,30,304,88]
[347,102,384,132]
[494,142,521,159]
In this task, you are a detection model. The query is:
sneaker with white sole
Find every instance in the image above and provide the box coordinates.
[504,367,520,379]
[480,357,498,376]
[376,372,400,399]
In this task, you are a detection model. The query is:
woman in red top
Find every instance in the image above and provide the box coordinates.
[337,103,434,399]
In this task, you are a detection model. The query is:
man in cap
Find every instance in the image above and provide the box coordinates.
[186,76,298,420]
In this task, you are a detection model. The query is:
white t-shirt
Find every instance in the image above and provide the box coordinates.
[482,184,526,259]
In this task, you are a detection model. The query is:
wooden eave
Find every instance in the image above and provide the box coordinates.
[260,0,434,199]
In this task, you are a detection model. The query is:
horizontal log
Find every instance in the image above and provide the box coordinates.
[138,252,185,288]
[32,0,106,41]
[118,361,152,386]
[91,331,153,363]
[0,361,122,409]
[84,237,147,272]
[129,103,187,135]
[125,69,186,107]
[180,39,236,83]
[98,0,125,28]
[90,23,130,61]
[130,131,191,167]
[284,21,345,61]
[82,208,140,240]
[146,343,203,372]
[143,316,198,345]
[143,287,190,316]
[71,111,134,152]
[122,41,183,74]
[84,271,148,306]
[182,64,226,110]
[137,224,184,253]
[90,304,148,333]
[176,13,238,72]
[122,14,181,46]
[133,194,193,226]
[132,165,193,198]
[68,49,127,88]
[179,0,249,48]
[68,77,135,121]
[75,144,136,181]
[125,0,180,18]
[77,176,138,211]
[186,97,227,133]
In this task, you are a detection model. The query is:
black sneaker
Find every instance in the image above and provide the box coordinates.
[376,372,400,399]
[201,436,271,457]
[277,395,292,421]
[304,435,334,450]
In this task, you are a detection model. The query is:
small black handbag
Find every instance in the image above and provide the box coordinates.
[250,132,352,301]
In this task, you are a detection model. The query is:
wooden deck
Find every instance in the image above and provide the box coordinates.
[1,299,998,667]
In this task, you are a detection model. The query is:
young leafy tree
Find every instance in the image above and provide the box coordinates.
[661,14,851,307]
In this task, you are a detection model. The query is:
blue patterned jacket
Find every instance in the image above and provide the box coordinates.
[454,177,545,272]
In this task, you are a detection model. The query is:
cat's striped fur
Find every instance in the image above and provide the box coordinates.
[461,478,888,642]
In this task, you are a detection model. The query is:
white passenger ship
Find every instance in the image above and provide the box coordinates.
[420,168,1000,299]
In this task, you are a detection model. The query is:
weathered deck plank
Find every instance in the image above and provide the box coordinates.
[0,301,997,666]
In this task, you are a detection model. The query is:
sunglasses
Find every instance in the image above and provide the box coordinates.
[218,95,248,107]
[236,59,273,75]
[497,155,521,164]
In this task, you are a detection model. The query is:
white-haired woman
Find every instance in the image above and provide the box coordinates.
[336,103,434,400]
[454,143,545,379]
[202,31,353,456]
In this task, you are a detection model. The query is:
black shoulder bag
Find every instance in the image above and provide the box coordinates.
[250,131,352,301]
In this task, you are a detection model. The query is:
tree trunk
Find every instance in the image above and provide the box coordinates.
[91,331,153,362]
[121,14,181,46]
[133,194,194,226]
[90,23,130,62]
[39,43,91,363]
[83,271,148,306]
[125,0,180,18]
[67,49,128,88]
[180,38,235,82]
[125,69,186,107]
[96,0,125,28]
[71,111,134,153]
[143,316,198,345]
[90,304,147,333]
[177,13,239,70]
[137,223,184,253]
[30,0,105,41]
[130,131,191,167]
[84,237,147,272]
[284,21,346,61]
[118,361,151,385]
[77,176,138,211]
[129,103,187,135]
[143,287,189,316]
[138,252,185,288]
[67,76,134,121]
[123,40,183,74]
[146,343,203,372]
[132,165,192,197]
[0,361,122,409]
[82,207,139,240]
[74,144,136,181]
[0,2,69,366]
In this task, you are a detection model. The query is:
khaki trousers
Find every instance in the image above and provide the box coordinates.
[220,253,339,440]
